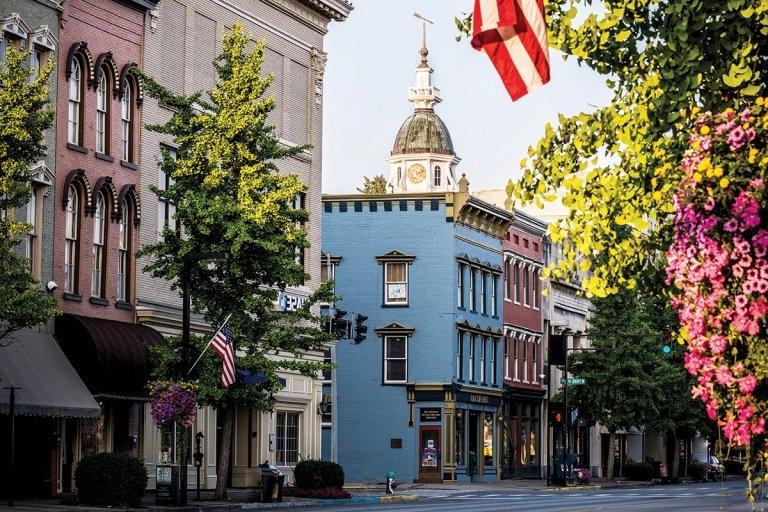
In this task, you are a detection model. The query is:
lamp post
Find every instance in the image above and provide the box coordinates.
[178,251,228,506]
[5,384,20,507]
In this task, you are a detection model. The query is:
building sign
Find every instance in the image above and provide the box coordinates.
[420,408,441,422]
[277,292,307,312]
[469,394,490,404]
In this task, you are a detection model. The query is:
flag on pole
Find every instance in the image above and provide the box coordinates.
[471,0,550,101]
[210,320,235,387]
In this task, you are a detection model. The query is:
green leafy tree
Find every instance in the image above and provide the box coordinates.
[138,24,337,498]
[0,42,58,343]
[460,1,767,297]
[564,290,663,481]
[356,174,387,194]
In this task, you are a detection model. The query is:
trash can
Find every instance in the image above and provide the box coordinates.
[258,465,284,502]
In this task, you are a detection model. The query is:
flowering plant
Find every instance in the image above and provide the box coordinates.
[666,96,768,494]
[574,467,592,485]
[149,380,198,428]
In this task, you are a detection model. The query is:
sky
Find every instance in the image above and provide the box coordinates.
[321,0,614,194]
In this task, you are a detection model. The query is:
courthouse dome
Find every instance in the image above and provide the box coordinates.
[391,109,455,156]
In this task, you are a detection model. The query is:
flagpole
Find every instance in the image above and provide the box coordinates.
[186,313,233,376]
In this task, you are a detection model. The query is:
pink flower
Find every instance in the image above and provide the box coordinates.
[727,126,748,151]
[715,366,735,386]
[739,375,757,395]
[724,219,739,232]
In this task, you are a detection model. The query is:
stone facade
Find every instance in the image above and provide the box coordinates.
[135,0,350,489]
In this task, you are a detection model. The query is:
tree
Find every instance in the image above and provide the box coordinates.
[138,24,337,499]
[356,174,387,194]
[0,41,58,344]
[563,289,663,481]
[461,2,767,297]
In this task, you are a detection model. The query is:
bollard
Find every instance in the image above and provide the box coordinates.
[386,470,395,494]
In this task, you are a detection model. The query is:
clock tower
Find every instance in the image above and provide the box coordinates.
[385,23,460,193]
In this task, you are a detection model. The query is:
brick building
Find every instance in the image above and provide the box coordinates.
[135,0,351,489]
[501,210,547,478]
[51,0,160,492]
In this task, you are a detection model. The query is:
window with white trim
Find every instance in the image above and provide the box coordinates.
[469,335,476,382]
[469,269,476,311]
[68,58,83,145]
[158,146,178,239]
[117,198,130,302]
[480,272,487,314]
[384,335,407,383]
[91,192,107,298]
[25,188,38,276]
[457,263,464,308]
[384,262,408,305]
[480,336,486,384]
[275,411,300,465]
[523,337,529,382]
[513,262,520,302]
[503,258,509,299]
[503,335,510,379]
[491,338,497,385]
[457,331,464,380]
[532,339,538,383]
[523,266,530,306]
[434,165,441,187]
[533,269,540,309]
[96,73,108,154]
[512,336,519,381]
[64,185,79,293]
[491,276,498,316]
[121,83,133,162]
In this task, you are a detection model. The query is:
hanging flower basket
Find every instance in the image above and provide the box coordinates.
[149,380,198,428]
[666,96,767,486]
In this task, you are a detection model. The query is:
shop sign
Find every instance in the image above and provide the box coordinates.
[469,394,490,404]
[420,408,441,422]
[277,292,307,312]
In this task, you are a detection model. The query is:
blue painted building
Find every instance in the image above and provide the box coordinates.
[321,34,511,483]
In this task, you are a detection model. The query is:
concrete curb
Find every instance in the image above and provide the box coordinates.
[147,495,419,511]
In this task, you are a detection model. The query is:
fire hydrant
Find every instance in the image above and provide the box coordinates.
[386,470,395,494]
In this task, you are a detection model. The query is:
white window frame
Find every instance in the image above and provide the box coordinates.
[491,276,497,316]
[383,335,408,384]
[503,335,510,380]
[512,336,519,381]
[434,165,441,187]
[384,261,408,305]
[503,257,509,300]
[523,266,530,307]
[480,272,487,314]
[64,185,79,294]
[96,74,108,154]
[68,59,82,145]
[532,269,540,309]
[513,262,520,303]
[275,411,300,466]
[457,263,464,308]
[457,331,464,381]
[532,338,539,384]
[157,146,178,240]
[121,84,132,161]
[523,336,529,382]
[491,338,497,385]
[91,192,107,298]
[26,187,39,277]
[469,268,476,311]
[469,335,475,382]
[480,336,486,384]
[117,198,129,302]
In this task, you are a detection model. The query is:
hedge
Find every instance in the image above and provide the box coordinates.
[74,452,148,507]
[293,459,345,490]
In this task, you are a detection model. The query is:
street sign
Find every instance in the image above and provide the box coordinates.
[562,377,586,385]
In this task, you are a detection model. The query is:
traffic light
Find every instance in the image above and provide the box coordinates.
[549,334,567,365]
[353,314,368,344]
[332,309,349,339]
[549,402,565,426]
[661,327,672,354]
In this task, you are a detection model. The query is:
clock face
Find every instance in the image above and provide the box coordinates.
[407,164,427,184]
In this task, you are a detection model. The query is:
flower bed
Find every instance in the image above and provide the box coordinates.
[282,485,351,499]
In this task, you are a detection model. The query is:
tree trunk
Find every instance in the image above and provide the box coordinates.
[606,430,616,482]
[671,430,680,481]
[214,405,234,500]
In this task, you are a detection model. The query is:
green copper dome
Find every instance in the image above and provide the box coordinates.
[391,109,455,156]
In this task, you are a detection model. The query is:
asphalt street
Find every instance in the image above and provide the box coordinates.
[292,480,765,512]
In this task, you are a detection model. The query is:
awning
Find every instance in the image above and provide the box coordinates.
[0,329,101,418]
[56,314,164,399]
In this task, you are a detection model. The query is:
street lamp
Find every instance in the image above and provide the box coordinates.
[179,251,228,506]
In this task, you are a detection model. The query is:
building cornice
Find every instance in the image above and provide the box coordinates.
[322,192,445,202]
[297,0,352,22]
[513,208,548,238]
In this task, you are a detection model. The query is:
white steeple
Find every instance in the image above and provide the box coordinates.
[408,16,441,110]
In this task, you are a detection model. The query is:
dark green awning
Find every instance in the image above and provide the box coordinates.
[0,329,101,418]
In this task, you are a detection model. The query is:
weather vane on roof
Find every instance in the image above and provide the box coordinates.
[413,12,433,64]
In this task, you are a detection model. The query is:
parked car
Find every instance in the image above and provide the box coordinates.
[705,455,725,482]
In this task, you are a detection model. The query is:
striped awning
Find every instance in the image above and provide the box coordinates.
[0,329,101,418]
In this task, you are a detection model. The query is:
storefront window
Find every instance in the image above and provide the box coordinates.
[455,409,465,465]
[483,412,494,466]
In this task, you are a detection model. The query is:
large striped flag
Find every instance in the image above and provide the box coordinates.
[210,320,236,387]
[471,0,550,101]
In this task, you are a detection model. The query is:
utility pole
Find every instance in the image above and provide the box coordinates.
[5,384,20,507]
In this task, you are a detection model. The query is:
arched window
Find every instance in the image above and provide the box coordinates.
[64,185,79,293]
[96,71,109,154]
[117,198,130,302]
[434,165,442,187]
[91,192,107,298]
[68,59,83,145]
[121,83,133,162]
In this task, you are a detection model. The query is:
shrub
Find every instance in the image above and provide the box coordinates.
[574,468,592,485]
[645,458,662,478]
[283,485,351,499]
[623,461,654,481]
[724,458,747,475]
[689,461,707,481]
[293,459,345,490]
[74,452,148,507]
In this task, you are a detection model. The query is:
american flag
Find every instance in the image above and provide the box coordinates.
[210,321,235,387]
[471,0,550,101]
